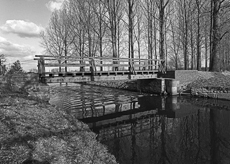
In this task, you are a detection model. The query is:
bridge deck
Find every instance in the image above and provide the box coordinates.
[35,55,164,83]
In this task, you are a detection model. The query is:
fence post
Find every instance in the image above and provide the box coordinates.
[158,60,166,74]
[38,57,45,83]
[90,57,96,81]
[129,58,136,75]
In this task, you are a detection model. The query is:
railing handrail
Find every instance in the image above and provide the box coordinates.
[36,55,165,79]
[34,55,162,62]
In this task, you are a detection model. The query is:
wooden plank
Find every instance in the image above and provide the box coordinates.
[130,74,157,79]
[42,71,158,77]
[92,56,161,61]
[95,64,129,67]
[43,63,157,68]
[135,70,158,73]
[93,75,130,81]
[35,55,54,57]
[35,56,92,61]
[35,55,162,62]
[95,64,157,67]
[44,63,91,67]
[45,76,91,83]
[95,72,130,76]
[43,71,91,75]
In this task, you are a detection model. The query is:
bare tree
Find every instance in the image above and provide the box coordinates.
[105,0,123,58]
[41,4,75,72]
[157,0,170,71]
[209,0,229,71]
[124,0,136,72]
[142,0,157,69]
[91,0,108,70]
[134,0,144,66]
[104,0,124,71]
[196,0,202,70]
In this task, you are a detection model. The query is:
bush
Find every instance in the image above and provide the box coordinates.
[4,60,25,91]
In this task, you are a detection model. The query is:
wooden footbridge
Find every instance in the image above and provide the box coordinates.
[35,55,165,83]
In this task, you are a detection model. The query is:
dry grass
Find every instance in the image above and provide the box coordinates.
[0,86,118,164]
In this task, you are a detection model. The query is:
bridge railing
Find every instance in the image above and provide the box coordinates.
[35,55,164,76]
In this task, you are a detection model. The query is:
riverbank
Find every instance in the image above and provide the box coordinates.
[1,70,230,162]
[186,71,230,100]
[0,83,117,164]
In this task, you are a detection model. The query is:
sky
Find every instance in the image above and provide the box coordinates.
[0,0,65,71]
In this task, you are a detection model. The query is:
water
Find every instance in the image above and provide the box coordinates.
[50,84,230,164]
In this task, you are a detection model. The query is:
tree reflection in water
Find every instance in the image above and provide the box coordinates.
[92,96,230,164]
[41,84,230,163]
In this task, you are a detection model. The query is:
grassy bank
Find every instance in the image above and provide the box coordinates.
[183,71,230,100]
[0,83,117,164]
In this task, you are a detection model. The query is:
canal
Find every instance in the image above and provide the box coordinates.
[50,84,230,164]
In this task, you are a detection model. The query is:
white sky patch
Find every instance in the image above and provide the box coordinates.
[46,0,65,12]
[0,20,44,38]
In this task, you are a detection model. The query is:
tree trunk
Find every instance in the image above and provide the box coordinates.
[147,2,153,70]
[210,0,221,72]
[204,21,208,71]
[99,3,103,71]
[183,0,188,70]
[154,12,157,69]
[196,0,201,71]
[159,0,165,63]
[128,0,134,72]
[190,20,194,70]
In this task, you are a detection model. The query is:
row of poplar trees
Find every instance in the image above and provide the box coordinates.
[41,0,230,72]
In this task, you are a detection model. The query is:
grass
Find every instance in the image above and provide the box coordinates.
[0,83,118,164]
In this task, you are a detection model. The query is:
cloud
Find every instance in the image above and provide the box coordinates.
[0,20,44,38]
[46,0,65,12]
[0,36,36,58]
[0,36,38,70]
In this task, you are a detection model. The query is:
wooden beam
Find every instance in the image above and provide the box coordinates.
[93,75,130,81]
[44,63,91,67]
[43,63,158,68]
[45,76,91,83]
[35,55,162,62]
[129,74,157,79]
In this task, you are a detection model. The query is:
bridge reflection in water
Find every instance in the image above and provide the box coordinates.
[49,85,230,164]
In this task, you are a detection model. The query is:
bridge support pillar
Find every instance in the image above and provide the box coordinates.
[165,79,179,95]
[137,78,165,94]
[137,78,179,95]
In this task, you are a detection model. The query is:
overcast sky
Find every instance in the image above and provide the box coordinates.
[0,0,64,71]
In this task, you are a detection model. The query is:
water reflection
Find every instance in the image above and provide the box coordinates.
[49,84,230,164]
[94,101,230,164]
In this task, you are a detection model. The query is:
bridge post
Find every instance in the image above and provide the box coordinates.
[38,57,45,83]
[165,79,178,95]
[158,60,166,74]
[129,58,136,76]
[90,58,96,81]
[113,58,118,71]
